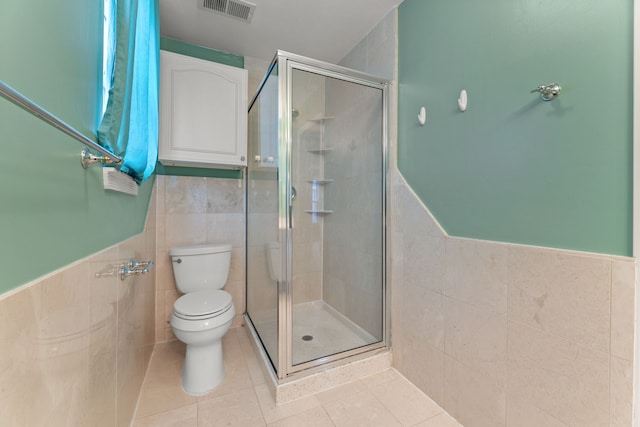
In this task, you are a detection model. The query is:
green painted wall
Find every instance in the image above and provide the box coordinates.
[0,0,154,294]
[160,37,244,68]
[157,37,244,179]
[155,163,241,179]
[398,0,633,256]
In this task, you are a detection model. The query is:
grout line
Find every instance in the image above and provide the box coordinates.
[608,258,613,425]
[505,245,510,427]
[129,343,159,425]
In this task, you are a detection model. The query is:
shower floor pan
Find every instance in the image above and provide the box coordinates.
[251,300,376,366]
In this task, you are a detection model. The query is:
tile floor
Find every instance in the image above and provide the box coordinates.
[132,326,462,426]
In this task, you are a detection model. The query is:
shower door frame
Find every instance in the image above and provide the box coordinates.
[247,50,390,381]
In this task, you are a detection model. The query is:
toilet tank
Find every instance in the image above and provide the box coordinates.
[169,243,232,293]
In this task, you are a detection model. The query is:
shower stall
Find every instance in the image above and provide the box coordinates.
[245,51,388,380]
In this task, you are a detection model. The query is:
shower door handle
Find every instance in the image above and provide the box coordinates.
[289,205,293,229]
[288,186,296,229]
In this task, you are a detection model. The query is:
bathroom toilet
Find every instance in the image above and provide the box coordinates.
[169,243,236,396]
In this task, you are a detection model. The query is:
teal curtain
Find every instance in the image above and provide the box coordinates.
[98,0,159,183]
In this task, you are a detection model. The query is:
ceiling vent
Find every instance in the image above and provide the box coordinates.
[199,0,256,23]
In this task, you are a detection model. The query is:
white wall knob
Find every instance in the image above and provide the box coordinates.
[458,90,468,112]
[418,106,426,126]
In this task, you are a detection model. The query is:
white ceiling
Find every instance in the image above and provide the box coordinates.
[159,0,403,63]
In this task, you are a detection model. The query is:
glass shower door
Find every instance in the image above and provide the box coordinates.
[246,63,281,370]
[247,51,388,379]
[289,66,385,368]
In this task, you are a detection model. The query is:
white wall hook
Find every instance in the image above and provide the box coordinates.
[418,106,426,126]
[458,89,467,112]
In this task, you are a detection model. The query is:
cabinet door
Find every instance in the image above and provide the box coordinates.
[159,50,247,168]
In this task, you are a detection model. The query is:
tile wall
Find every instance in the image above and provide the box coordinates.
[291,70,327,305]
[244,169,279,320]
[390,171,636,427]
[322,70,385,338]
[0,184,157,426]
[154,175,246,342]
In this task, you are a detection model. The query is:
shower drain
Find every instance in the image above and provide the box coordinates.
[301,335,314,341]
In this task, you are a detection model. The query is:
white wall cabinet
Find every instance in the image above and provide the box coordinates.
[159,50,247,169]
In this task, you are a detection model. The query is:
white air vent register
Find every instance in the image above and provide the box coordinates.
[199,0,256,23]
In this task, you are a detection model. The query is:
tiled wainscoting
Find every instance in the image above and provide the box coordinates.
[0,186,157,426]
[390,171,636,427]
[0,168,636,427]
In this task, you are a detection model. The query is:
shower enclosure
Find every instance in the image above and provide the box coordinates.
[246,51,388,380]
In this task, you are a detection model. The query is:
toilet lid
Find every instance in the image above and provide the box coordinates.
[170,243,232,257]
[174,290,232,318]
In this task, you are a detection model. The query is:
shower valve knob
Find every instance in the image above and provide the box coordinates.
[118,260,154,281]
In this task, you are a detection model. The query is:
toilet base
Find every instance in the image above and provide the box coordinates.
[181,338,225,396]
[170,299,235,396]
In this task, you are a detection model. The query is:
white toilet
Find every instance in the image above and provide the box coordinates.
[169,243,236,396]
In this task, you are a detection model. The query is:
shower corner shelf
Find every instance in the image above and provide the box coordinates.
[304,209,334,214]
[306,179,334,185]
[307,147,334,154]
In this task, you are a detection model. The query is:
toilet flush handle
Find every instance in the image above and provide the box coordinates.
[173,258,182,264]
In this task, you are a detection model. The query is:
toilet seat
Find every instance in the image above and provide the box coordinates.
[174,290,233,320]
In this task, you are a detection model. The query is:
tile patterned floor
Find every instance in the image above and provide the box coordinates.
[132,327,462,426]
